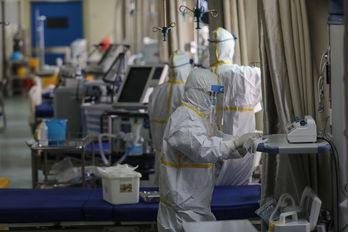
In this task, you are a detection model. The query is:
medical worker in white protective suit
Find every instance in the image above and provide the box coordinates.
[209,27,262,186]
[148,51,192,185]
[157,68,262,232]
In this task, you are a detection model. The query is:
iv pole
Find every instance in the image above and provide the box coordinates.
[152,0,175,41]
[179,0,217,64]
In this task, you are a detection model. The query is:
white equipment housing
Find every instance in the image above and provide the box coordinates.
[274,187,322,232]
[287,116,317,143]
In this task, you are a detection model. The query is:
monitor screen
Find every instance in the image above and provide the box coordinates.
[103,54,125,83]
[98,45,121,73]
[152,67,163,80]
[118,67,152,103]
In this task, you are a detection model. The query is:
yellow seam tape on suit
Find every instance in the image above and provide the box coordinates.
[210,60,232,67]
[161,156,179,168]
[210,61,232,74]
[181,104,207,118]
[214,27,221,74]
[170,105,212,168]
[212,27,233,74]
[181,104,211,137]
[160,198,171,207]
[160,156,213,169]
[215,106,254,129]
[223,107,254,112]
[167,51,178,113]
[167,80,185,85]
[150,119,168,124]
[213,28,231,131]
[180,163,213,168]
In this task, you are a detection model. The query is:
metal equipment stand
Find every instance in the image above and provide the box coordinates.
[27,136,96,188]
[257,134,336,231]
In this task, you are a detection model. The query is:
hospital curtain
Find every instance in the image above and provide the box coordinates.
[207,0,263,129]
[344,4,348,229]
[156,0,194,62]
[345,0,348,193]
[207,0,259,66]
[113,0,195,62]
[221,0,259,66]
[259,0,331,218]
[113,0,158,53]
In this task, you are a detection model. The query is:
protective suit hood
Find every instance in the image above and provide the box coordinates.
[209,27,236,66]
[182,68,218,114]
[169,50,191,82]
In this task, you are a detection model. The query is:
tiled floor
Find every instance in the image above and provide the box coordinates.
[0,96,32,188]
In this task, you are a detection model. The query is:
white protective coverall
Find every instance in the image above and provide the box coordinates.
[209,27,262,186]
[148,51,192,185]
[157,68,256,232]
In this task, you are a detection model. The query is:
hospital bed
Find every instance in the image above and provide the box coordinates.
[0,185,260,228]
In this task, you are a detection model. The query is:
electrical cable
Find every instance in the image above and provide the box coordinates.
[341,223,348,232]
[318,136,346,231]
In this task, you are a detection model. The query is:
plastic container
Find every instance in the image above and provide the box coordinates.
[45,119,67,144]
[98,165,142,205]
[39,121,48,146]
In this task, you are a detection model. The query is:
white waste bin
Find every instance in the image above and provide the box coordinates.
[98,164,142,205]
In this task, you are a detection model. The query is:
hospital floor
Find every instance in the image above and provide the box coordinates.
[0,95,32,188]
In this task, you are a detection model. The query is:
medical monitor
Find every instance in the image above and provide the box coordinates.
[113,64,168,110]
[118,67,152,103]
[102,51,128,84]
[97,44,129,74]
[147,64,168,87]
[152,67,163,80]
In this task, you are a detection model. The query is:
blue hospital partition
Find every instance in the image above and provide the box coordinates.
[31,1,83,65]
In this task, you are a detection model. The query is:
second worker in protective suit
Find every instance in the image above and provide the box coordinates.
[209,27,262,186]
[157,68,261,232]
[148,51,192,185]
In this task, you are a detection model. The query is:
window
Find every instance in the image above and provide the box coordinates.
[46,17,68,28]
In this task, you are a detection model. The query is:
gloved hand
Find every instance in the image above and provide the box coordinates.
[243,137,259,153]
[234,132,263,149]
[224,132,263,159]
[224,139,241,158]
[224,139,248,158]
